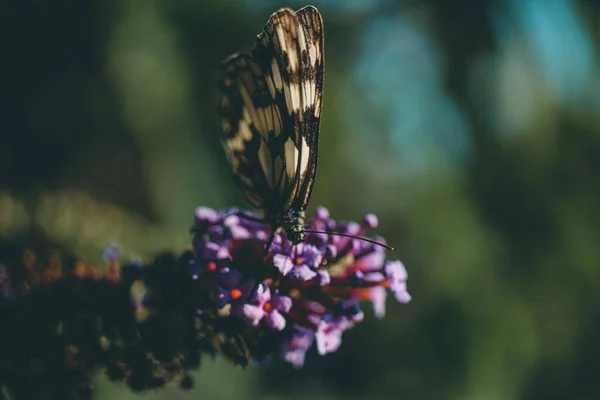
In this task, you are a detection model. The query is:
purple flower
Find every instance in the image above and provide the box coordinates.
[280,325,315,368]
[199,242,230,262]
[238,285,292,331]
[195,206,219,223]
[272,243,322,281]
[385,260,412,304]
[190,206,411,367]
[192,241,230,279]
[369,286,388,318]
[193,207,269,244]
[316,270,331,286]
[216,269,256,309]
[272,254,293,276]
[103,244,122,263]
[315,316,355,355]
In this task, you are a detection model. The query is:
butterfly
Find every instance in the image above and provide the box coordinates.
[217,5,324,248]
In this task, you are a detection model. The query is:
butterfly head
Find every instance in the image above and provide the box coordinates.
[281,209,306,245]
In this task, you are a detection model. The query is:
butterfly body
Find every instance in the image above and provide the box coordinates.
[218,6,324,246]
[270,208,306,245]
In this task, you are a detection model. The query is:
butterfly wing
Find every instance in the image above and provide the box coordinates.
[218,6,324,216]
[218,53,286,209]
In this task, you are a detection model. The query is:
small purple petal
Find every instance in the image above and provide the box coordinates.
[254,284,271,304]
[384,260,411,303]
[309,231,329,245]
[304,300,327,314]
[362,213,378,229]
[270,233,294,255]
[391,281,412,304]
[273,254,294,275]
[216,246,230,260]
[385,260,408,281]
[394,289,412,304]
[223,214,240,226]
[325,245,337,259]
[195,206,218,222]
[199,242,220,259]
[370,286,388,318]
[307,313,323,326]
[299,244,322,267]
[371,235,386,246]
[317,270,331,286]
[103,244,122,262]
[358,248,386,270]
[315,206,330,220]
[363,271,386,282]
[315,321,343,355]
[265,310,287,331]
[339,221,361,235]
[351,310,365,323]
[350,240,361,254]
[335,301,364,324]
[203,226,225,242]
[228,225,251,239]
[283,350,307,368]
[255,230,268,240]
[281,326,314,368]
[238,278,258,298]
[218,268,243,288]
[272,293,293,313]
[272,233,284,246]
[290,265,317,281]
[242,304,265,326]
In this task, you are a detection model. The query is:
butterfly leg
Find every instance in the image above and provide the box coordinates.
[293,241,299,264]
[262,232,276,259]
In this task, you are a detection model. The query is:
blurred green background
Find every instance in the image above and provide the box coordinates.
[1,0,600,399]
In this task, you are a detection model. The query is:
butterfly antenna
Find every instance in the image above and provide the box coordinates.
[304,229,394,251]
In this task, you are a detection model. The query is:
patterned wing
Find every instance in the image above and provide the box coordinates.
[218,53,287,209]
[289,5,324,211]
[218,6,324,214]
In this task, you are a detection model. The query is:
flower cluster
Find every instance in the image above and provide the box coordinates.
[0,206,410,398]
[0,244,198,399]
[190,206,411,367]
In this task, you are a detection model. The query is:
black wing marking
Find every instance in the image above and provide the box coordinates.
[254,8,303,211]
[218,53,286,209]
[218,6,324,215]
[291,5,324,211]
